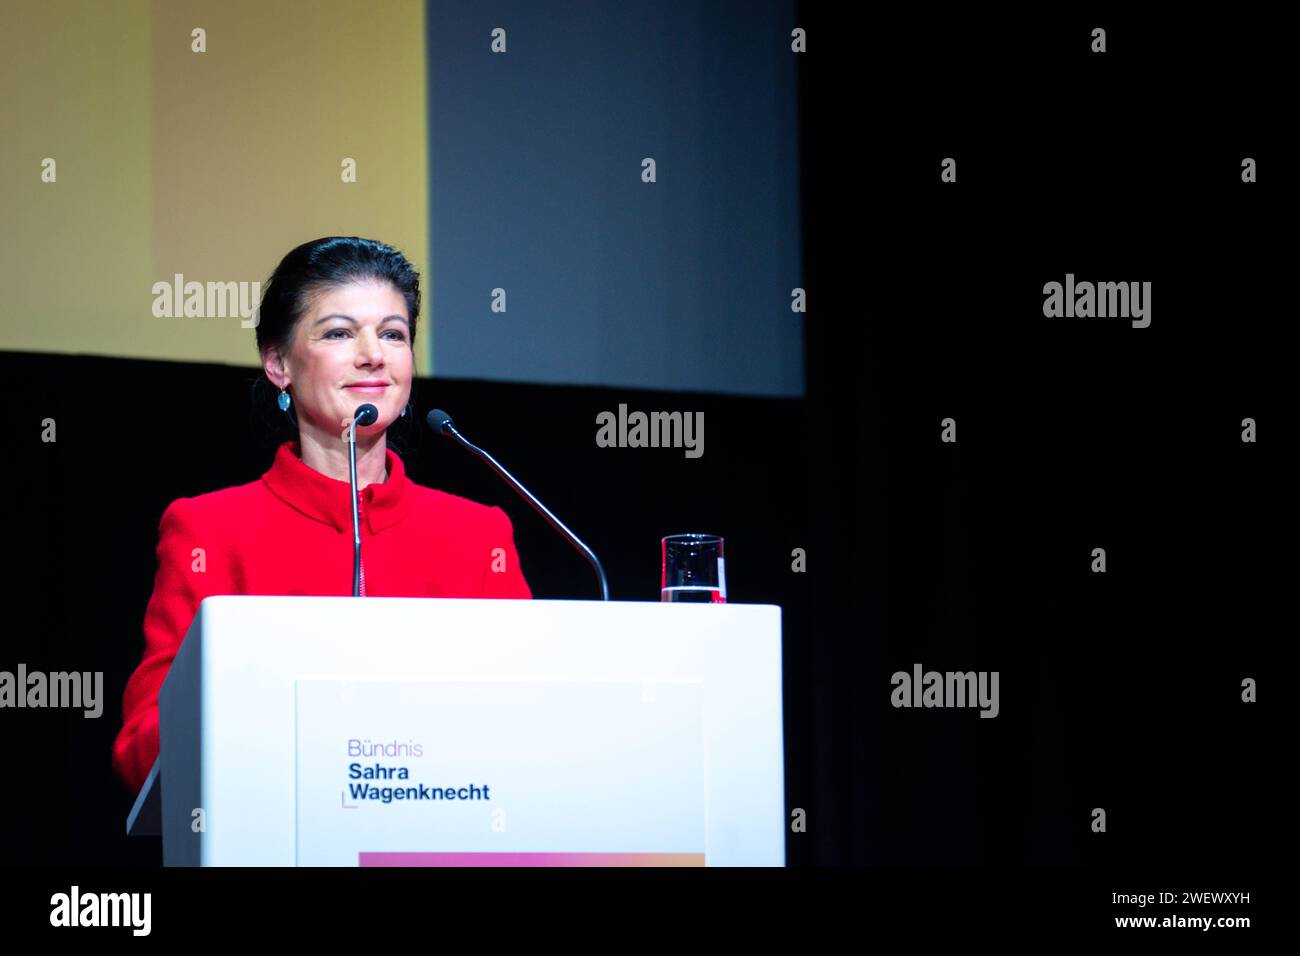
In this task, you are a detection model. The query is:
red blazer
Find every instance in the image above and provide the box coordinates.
[112,439,532,795]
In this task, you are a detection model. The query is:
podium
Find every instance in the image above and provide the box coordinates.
[126,596,785,866]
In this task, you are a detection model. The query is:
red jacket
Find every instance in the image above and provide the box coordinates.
[112,439,532,795]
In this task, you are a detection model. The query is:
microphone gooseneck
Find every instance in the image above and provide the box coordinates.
[426,409,610,601]
[349,403,380,597]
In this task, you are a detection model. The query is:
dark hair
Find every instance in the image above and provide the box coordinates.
[249,237,422,456]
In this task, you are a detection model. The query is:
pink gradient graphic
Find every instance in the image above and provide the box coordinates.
[359,851,704,867]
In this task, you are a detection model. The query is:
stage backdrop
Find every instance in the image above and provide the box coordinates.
[0,0,802,398]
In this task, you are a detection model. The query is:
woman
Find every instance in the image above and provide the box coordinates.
[112,237,532,795]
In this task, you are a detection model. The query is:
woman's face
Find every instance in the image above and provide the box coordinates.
[273,278,414,440]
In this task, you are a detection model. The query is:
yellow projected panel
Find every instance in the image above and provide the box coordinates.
[0,0,430,371]
[0,0,153,358]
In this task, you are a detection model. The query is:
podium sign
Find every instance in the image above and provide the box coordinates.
[295,679,706,865]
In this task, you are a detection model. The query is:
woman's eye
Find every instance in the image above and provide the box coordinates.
[324,329,405,342]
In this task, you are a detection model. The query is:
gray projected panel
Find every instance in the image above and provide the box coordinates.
[427,0,803,397]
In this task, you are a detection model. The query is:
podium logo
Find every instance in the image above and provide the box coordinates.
[0,664,102,718]
[890,663,1000,718]
[595,404,704,459]
[50,886,151,936]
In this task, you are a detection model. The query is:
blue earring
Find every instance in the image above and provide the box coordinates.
[401,403,408,418]
[278,388,291,412]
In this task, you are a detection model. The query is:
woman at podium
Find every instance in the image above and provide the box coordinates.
[111,237,532,795]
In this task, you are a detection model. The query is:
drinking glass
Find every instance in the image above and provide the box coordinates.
[661,534,725,603]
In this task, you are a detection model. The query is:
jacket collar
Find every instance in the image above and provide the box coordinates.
[262,439,411,534]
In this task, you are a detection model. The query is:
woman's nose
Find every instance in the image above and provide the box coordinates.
[355,331,384,361]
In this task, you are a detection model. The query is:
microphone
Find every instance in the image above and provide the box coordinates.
[427,409,610,600]
[348,404,379,597]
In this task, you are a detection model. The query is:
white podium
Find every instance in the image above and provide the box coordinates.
[126,596,785,866]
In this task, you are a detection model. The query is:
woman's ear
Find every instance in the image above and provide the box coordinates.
[262,347,289,389]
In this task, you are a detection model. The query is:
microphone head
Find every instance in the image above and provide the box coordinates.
[354,404,379,427]
[426,408,455,435]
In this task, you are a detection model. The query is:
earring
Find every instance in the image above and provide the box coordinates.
[278,388,291,412]
[401,403,409,418]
